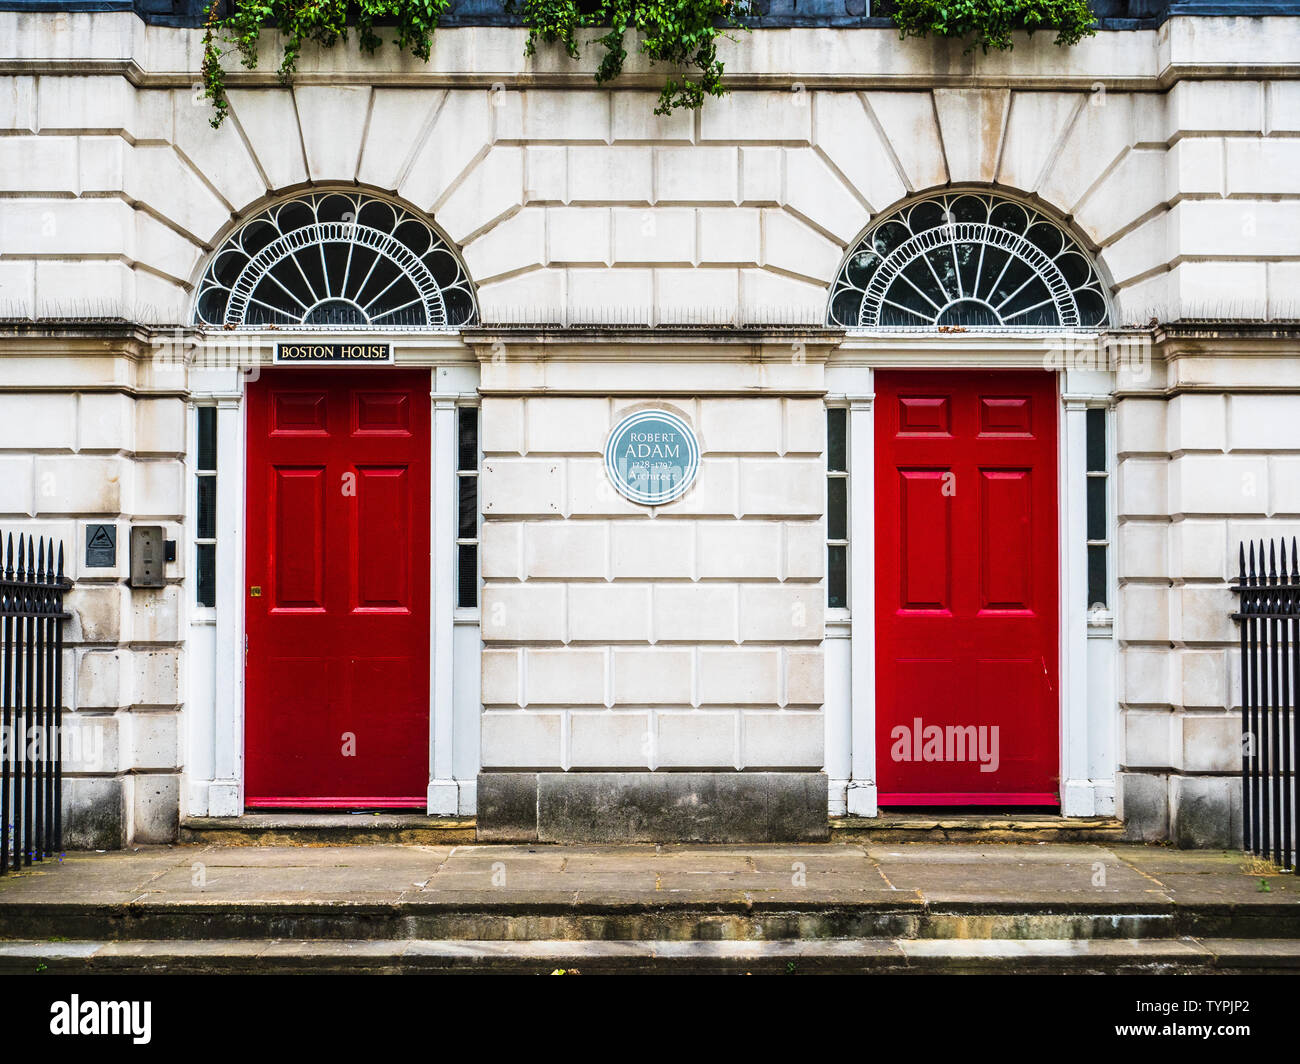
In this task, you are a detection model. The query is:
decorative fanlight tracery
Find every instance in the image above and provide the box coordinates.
[829,192,1110,330]
[195,192,477,329]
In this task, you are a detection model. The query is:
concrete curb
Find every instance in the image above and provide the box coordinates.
[6,936,1300,975]
[3,895,1297,942]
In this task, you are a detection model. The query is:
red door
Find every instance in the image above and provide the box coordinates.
[245,368,430,808]
[875,370,1059,806]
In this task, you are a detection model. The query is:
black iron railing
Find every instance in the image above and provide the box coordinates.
[1,534,71,875]
[1234,538,1299,872]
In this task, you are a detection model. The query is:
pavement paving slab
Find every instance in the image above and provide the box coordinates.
[918,889,1176,908]
[864,843,1117,862]
[404,888,583,906]
[1153,873,1298,903]
[1,842,1297,917]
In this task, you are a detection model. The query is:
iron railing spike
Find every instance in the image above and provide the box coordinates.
[1232,536,1300,869]
[1,532,70,874]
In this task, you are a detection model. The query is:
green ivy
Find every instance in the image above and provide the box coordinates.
[199,0,1092,131]
[513,0,743,114]
[889,0,1096,52]
[202,0,450,128]
[202,0,739,128]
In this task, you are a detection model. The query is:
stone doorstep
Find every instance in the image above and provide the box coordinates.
[4,937,1299,974]
[831,814,1126,844]
[179,814,476,846]
[176,812,1122,846]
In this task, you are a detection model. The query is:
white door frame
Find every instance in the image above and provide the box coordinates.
[825,333,1117,818]
[183,333,480,818]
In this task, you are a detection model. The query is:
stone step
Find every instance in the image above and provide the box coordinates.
[179,814,475,846]
[3,897,1294,943]
[4,936,1297,975]
[178,813,1124,847]
[830,814,1126,844]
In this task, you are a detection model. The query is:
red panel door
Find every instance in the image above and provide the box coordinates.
[245,368,430,807]
[875,370,1059,806]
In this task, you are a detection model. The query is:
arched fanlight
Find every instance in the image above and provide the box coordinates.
[195,191,477,329]
[828,192,1110,330]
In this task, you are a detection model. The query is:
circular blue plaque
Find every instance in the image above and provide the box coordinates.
[604,410,700,505]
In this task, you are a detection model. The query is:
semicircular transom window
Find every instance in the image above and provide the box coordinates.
[828,192,1110,330]
[195,192,477,328]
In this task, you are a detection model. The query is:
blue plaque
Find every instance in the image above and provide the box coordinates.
[604,410,700,506]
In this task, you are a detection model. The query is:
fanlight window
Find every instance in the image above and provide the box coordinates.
[828,192,1109,330]
[195,192,477,328]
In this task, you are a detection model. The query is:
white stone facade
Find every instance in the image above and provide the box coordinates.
[2,16,1297,324]
[477,343,828,775]
[0,329,187,842]
[0,12,1295,843]
[1116,329,1299,845]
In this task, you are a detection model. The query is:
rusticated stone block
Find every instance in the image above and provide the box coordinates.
[485,770,830,843]
[63,776,126,850]
[1170,774,1242,849]
[476,772,539,843]
[1119,770,1169,842]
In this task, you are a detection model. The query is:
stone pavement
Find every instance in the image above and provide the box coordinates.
[0,840,1286,907]
[0,842,1295,972]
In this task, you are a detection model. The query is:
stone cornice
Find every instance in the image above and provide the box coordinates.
[0,320,156,356]
[463,325,843,360]
[1154,321,1300,345]
[0,15,1296,88]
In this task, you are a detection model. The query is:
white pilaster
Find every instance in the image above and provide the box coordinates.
[428,392,459,814]
[824,617,852,815]
[210,391,245,817]
[847,391,877,816]
[1061,394,1095,816]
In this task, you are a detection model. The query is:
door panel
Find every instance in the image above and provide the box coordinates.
[272,467,325,609]
[245,368,431,807]
[899,470,952,611]
[354,467,412,611]
[875,370,1059,805]
[979,469,1032,611]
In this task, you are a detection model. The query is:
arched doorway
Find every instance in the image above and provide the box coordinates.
[827,190,1112,808]
[195,190,477,808]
